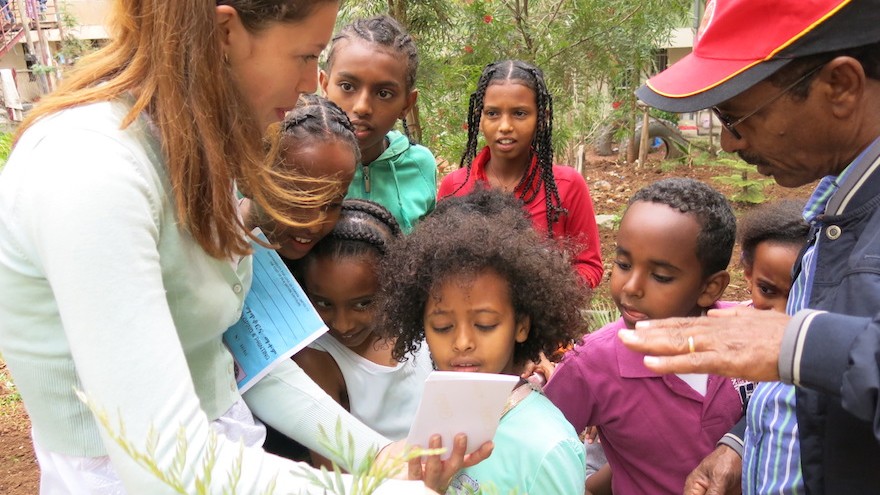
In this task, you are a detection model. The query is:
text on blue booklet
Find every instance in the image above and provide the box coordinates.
[223,230,328,393]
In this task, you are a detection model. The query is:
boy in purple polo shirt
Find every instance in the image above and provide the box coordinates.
[545,178,747,495]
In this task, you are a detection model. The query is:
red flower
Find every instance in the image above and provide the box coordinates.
[464,45,474,54]
[612,101,622,109]
[483,14,493,23]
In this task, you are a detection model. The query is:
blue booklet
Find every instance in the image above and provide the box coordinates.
[223,230,328,393]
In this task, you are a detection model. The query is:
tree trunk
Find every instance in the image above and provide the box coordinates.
[638,104,650,167]
[386,0,423,143]
[407,104,423,144]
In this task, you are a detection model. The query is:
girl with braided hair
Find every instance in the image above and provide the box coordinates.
[243,93,380,464]
[286,199,433,467]
[321,14,438,234]
[438,60,604,288]
[243,93,358,262]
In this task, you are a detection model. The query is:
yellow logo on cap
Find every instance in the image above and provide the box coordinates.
[697,0,717,43]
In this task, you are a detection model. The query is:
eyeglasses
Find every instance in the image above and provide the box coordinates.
[711,64,824,140]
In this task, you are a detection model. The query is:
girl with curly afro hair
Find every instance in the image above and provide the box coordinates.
[377,188,590,495]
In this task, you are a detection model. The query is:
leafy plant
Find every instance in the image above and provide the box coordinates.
[79,390,264,495]
[713,157,775,204]
[659,154,683,173]
[30,63,57,75]
[0,132,13,171]
[649,107,679,124]
[81,389,441,495]
[0,365,22,409]
[584,296,620,332]
[56,2,97,67]
[291,420,441,495]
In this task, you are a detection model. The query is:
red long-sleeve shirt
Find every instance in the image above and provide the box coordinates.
[438,147,603,288]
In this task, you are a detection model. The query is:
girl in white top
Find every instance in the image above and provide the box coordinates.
[291,199,433,466]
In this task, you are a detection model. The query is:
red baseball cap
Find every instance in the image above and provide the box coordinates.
[637,0,880,112]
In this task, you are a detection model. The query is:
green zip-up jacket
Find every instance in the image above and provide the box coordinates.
[346,130,437,234]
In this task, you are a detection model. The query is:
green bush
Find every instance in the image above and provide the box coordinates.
[336,0,692,165]
[713,157,775,204]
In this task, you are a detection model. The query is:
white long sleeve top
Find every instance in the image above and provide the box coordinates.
[0,98,418,494]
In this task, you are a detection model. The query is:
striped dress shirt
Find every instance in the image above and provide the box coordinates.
[742,165,856,495]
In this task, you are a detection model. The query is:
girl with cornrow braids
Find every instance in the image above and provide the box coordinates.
[321,14,438,234]
[282,199,432,468]
[438,60,604,288]
[244,93,358,262]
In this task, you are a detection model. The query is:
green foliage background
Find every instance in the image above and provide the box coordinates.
[336,0,691,166]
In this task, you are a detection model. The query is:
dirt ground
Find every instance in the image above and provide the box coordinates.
[0,148,814,494]
[584,149,814,305]
[0,360,38,494]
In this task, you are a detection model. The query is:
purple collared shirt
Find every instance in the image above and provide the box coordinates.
[545,312,745,495]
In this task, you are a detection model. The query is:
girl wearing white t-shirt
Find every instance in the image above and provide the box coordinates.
[289,199,432,467]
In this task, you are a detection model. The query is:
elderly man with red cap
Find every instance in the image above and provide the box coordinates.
[620,1,880,494]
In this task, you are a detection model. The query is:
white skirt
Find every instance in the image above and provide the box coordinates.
[33,398,266,495]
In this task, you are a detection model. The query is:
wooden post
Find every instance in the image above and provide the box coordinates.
[54,0,66,41]
[576,143,585,176]
[707,110,717,155]
[33,3,54,91]
[17,0,49,94]
[637,102,651,168]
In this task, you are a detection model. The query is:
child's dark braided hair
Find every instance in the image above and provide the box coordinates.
[305,199,401,264]
[271,93,360,163]
[255,94,359,227]
[326,14,419,141]
[456,60,566,235]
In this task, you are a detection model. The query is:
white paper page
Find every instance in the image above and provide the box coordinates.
[406,371,519,459]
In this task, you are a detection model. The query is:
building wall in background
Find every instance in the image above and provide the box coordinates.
[0,0,110,102]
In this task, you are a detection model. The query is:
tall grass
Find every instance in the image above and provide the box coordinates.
[584,296,620,332]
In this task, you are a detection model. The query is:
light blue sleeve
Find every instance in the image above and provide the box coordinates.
[243,358,389,466]
[525,435,587,495]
